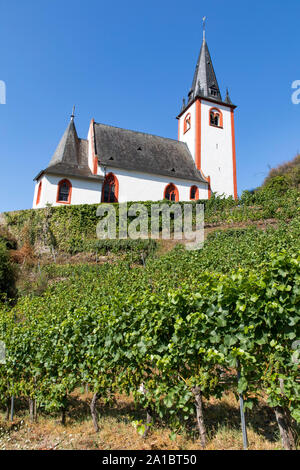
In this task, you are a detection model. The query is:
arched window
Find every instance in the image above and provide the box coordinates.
[164,183,179,202]
[101,173,119,203]
[209,108,223,128]
[190,185,199,200]
[183,113,191,134]
[36,181,42,205]
[57,179,72,204]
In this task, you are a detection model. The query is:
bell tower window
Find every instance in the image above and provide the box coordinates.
[209,107,223,128]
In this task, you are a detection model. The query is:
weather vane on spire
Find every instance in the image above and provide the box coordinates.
[71,105,76,121]
[203,16,207,40]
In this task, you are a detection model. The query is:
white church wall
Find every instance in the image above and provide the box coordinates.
[32,169,209,210]
[32,174,102,209]
[102,167,208,202]
[200,100,234,197]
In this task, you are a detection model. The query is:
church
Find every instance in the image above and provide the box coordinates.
[32,28,238,209]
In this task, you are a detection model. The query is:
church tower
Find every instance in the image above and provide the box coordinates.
[177,22,237,199]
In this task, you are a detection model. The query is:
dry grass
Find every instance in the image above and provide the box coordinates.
[0,391,283,451]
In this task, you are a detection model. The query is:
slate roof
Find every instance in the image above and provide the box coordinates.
[48,119,80,167]
[188,37,222,103]
[34,119,103,181]
[34,118,207,184]
[94,122,207,183]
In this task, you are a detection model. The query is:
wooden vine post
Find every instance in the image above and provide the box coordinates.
[90,393,100,433]
[237,361,248,450]
[192,386,207,449]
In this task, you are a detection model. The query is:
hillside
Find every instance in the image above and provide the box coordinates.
[2,176,299,256]
[0,163,299,451]
[263,154,300,190]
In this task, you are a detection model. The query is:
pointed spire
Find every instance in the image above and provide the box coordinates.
[48,114,80,168]
[203,16,206,41]
[188,19,222,103]
[224,88,232,105]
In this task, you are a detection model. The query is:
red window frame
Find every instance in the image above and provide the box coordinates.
[56,179,72,204]
[183,113,191,134]
[36,181,42,205]
[101,173,119,203]
[209,107,223,128]
[190,185,199,200]
[164,183,179,202]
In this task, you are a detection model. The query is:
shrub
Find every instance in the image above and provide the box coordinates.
[262,175,290,195]
[66,237,157,256]
[0,240,17,301]
[0,226,17,250]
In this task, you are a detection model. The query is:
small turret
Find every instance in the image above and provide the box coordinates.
[48,107,80,169]
[224,88,233,105]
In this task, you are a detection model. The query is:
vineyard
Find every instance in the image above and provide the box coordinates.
[0,179,299,450]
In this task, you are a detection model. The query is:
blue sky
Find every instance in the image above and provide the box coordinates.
[0,0,299,212]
